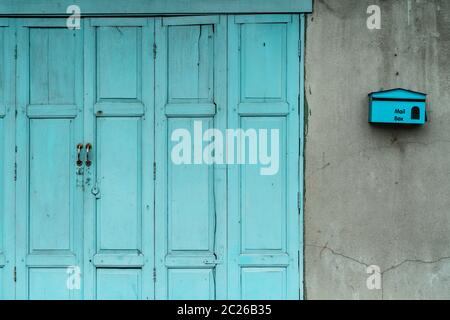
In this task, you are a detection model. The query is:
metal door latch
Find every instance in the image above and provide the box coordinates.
[202,255,223,265]
[91,185,100,199]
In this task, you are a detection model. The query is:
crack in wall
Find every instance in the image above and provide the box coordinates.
[306,242,450,299]
[304,0,450,299]
[307,242,450,274]
[307,243,370,268]
[382,256,450,274]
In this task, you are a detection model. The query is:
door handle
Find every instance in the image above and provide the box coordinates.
[76,143,84,167]
[85,143,92,167]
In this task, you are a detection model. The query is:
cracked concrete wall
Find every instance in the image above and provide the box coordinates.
[305,0,450,299]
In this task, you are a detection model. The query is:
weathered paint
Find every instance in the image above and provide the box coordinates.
[0,13,304,300]
[227,14,301,299]
[154,15,228,300]
[15,18,85,299]
[83,17,155,300]
[0,18,15,300]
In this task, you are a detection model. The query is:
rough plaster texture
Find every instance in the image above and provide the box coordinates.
[305,0,450,299]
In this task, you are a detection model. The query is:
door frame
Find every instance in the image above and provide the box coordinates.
[0,18,15,300]
[0,0,313,16]
[298,14,305,300]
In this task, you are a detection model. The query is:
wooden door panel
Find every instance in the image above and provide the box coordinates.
[83,18,154,300]
[227,14,301,300]
[0,19,14,300]
[155,15,227,300]
[16,19,84,300]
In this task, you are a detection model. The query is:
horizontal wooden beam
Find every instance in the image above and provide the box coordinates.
[0,0,313,16]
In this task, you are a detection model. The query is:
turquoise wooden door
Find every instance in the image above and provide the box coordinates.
[0,19,15,300]
[7,14,303,300]
[83,18,155,300]
[227,14,302,300]
[155,15,227,300]
[15,19,84,299]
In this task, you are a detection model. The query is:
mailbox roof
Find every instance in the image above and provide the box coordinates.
[369,88,426,100]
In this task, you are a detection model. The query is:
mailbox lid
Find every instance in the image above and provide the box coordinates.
[369,88,426,101]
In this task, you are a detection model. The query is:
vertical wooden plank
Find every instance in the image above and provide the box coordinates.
[141,18,155,301]
[84,18,154,300]
[226,15,240,299]
[83,18,96,300]
[154,17,167,299]
[74,19,85,302]
[16,19,84,300]
[15,19,29,300]
[285,14,300,300]
[227,14,301,300]
[155,15,227,300]
[298,13,305,300]
[213,15,228,300]
[0,19,15,300]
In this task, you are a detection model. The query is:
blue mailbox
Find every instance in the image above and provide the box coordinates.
[369,88,427,125]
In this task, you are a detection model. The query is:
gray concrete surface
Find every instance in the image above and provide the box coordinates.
[304,0,450,299]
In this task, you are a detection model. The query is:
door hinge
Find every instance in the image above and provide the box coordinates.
[153,162,156,180]
[153,43,157,60]
[298,39,302,59]
[298,138,301,153]
[14,45,17,60]
[153,268,156,282]
[14,145,17,181]
[13,266,16,282]
[297,192,301,210]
